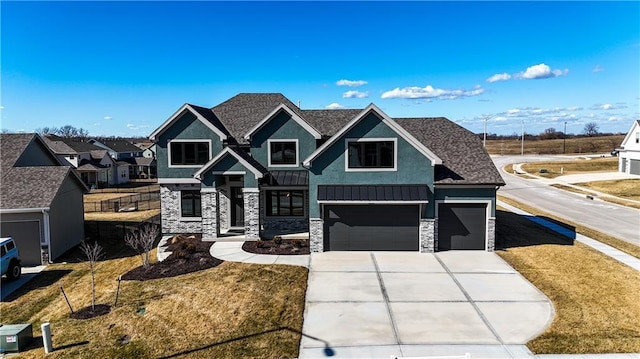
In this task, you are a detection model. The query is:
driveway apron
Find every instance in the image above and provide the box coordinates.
[299,251,553,358]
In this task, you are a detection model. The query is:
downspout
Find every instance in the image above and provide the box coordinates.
[42,209,53,263]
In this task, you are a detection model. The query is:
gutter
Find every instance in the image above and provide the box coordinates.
[0,207,50,214]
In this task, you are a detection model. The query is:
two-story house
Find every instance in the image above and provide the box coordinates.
[149,93,504,252]
[617,120,640,175]
[1,134,88,265]
[90,138,156,179]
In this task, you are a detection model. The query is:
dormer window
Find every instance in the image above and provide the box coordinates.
[268,139,298,167]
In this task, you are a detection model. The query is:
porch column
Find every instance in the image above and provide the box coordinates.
[243,188,260,240]
[309,218,324,252]
[201,188,218,240]
[419,218,436,253]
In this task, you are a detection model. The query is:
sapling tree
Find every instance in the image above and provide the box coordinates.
[124,223,160,268]
[80,241,104,311]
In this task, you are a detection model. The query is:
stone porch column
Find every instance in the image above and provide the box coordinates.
[201,188,218,240]
[243,188,260,240]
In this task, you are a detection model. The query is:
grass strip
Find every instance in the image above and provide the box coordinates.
[498,195,640,259]
[495,209,640,353]
[550,184,640,210]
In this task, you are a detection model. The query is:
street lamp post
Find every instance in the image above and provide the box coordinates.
[563,121,567,154]
[483,114,497,148]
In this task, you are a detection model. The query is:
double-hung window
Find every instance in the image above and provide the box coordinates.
[268,140,298,166]
[346,139,396,170]
[169,141,210,166]
[266,190,304,216]
[181,190,201,218]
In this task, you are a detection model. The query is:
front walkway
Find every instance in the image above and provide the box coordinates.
[209,241,310,268]
[299,251,554,358]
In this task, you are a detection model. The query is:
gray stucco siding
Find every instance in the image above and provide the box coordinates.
[308,112,435,218]
[433,187,497,217]
[48,175,86,260]
[156,111,224,178]
[199,155,259,188]
[250,111,317,170]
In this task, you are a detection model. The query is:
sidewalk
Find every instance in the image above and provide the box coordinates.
[498,201,640,272]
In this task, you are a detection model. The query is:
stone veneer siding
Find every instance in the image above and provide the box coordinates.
[487,217,496,251]
[309,218,324,252]
[260,190,310,235]
[201,190,218,239]
[243,190,260,240]
[419,219,435,253]
[160,185,202,234]
[218,189,229,232]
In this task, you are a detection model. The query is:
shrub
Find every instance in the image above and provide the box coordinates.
[273,236,283,245]
[256,239,265,248]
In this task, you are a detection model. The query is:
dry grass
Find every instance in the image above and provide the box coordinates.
[84,193,136,203]
[551,184,640,210]
[485,135,624,155]
[579,179,640,201]
[498,195,640,259]
[84,209,161,222]
[521,157,618,178]
[1,240,308,358]
[495,209,640,353]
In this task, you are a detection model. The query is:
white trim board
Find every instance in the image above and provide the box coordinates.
[193,147,264,180]
[303,104,442,167]
[149,104,228,142]
[243,103,321,141]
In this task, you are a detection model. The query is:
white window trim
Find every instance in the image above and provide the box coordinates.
[267,139,299,168]
[178,188,202,221]
[167,139,212,168]
[344,137,398,172]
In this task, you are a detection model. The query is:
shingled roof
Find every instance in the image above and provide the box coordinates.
[394,118,505,185]
[91,138,143,153]
[212,93,304,143]
[301,109,363,137]
[0,133,36,174]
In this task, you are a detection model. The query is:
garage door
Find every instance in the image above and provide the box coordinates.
[0,221,42,266]
[630,159,640,175]
[438,203,486,250]
[324,205,419,251]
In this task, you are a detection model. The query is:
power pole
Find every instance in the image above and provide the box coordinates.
[521,120,525,156]
[563,121,567,154]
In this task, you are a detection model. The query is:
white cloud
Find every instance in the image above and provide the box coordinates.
[507,109,521,115]
[519,63,568,79]
[104,116,112,120]
[592,65,604,73]
[381,85,484,100]
[336,79,368,87]
[589,103,628,111]
[0,106,4,110]
[325,102,345,109]
[342,90,369,99]
[486,73,511,83]
[126,123,150,130]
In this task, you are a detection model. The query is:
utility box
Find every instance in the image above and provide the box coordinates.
[0,324,33,353]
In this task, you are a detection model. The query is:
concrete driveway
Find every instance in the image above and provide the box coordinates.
[299,251,553,358]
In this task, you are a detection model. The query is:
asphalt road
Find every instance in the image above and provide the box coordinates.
[492,155,640,246]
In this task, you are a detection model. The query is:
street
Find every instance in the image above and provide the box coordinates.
[492,155,640,246]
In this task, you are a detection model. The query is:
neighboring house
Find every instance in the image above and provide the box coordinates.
[142,144,156,159]
[617,120,640,175]
[90,138,155,179]
[149,93,505,252]
[43,135,128,187]
[0,134,88,266]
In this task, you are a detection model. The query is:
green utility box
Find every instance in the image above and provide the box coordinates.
[0,324,33,353]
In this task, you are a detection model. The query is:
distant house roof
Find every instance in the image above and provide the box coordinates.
[1,166,87,210]
[394,118,505,185]
[45,135,104,153]
[91,138,144,153]
[42,135,77,155]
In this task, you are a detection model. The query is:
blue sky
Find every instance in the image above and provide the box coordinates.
[2,1,639,137]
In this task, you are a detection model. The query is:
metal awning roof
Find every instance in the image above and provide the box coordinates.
[267,170,308,186]
[318,185,429,202]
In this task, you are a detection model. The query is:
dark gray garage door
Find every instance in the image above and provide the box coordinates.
[323,205,419,251]
[438,203,486,250]
[630,159,640,175]
[1,221,42,266]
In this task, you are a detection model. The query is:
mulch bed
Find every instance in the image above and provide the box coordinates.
[121,234,223,281]
[70,304,111,319]
[242,238,310,255]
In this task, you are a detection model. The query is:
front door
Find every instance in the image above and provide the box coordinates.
[230,187,244,227]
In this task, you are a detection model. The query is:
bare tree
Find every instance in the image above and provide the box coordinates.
[56,125,89,138]
[80,241,104,310]
[124,224,160,268]
[583,122,600,137]
[36,126,60,135]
